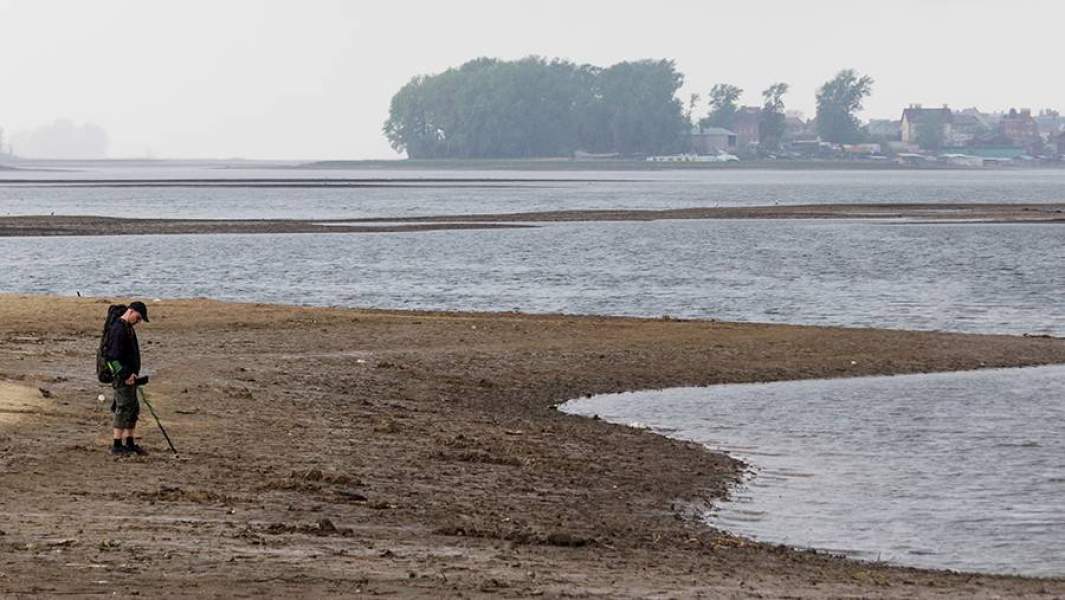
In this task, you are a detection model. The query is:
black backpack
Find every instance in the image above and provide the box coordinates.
[96,304,127,383]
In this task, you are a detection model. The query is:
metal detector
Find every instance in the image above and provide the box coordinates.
[137,386,179,457]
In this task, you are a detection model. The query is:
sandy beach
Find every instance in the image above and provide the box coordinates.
[1,294,1064,597]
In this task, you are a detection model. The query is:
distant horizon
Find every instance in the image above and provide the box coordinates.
[5,95,1059,162]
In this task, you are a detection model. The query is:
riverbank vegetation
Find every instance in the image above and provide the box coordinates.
[383,56,876,160]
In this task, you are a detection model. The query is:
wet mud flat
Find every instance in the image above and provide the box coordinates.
[0,216,529,236]
[2,294,1065,597]
[2,203,1064,237]
[0,177,610,188]
[341,202,1065,225]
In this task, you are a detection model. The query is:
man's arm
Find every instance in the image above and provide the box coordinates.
[104,323,135,382]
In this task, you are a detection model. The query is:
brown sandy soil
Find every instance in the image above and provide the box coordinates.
[2,203,1064,237]
[2,294,1065,598]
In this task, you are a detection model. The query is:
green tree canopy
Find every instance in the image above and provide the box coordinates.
[815,69,874,144]
[383,57,687,158]
[914,114,946,151]
[700,83,743,130]
[758,82,789,151]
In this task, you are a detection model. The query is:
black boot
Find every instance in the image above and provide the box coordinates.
[124,437,147,456]
[110,439,128,456]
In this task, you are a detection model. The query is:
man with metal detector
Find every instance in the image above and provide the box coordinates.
[103,301,150,456]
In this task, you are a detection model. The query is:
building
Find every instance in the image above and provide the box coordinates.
[1057,131,1065,157]
[900,105,953,146]
[999,108,1040,146]
[689,126,736,155]
[731,107,762,149]
[783,113,815,141]
[1035,110,1063,139]
[866,119,901,140]
[948,112,993,146]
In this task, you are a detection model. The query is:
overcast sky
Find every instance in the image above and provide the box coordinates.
[1,0,1061,159]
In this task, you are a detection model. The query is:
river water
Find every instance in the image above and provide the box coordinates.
[562,366,1065,577]
[3,163,1065,219]
[2,164,1065,335]
[0,218,1062,336]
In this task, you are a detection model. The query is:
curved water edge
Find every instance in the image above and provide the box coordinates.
[560,365,1065,577]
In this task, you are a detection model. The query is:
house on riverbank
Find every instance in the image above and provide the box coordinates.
[732,107,762,150]
[999,108,1040,147]
[901,105,953,146]
[690,126,736,155]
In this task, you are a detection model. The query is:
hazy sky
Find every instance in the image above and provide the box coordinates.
[1,0,1061,159]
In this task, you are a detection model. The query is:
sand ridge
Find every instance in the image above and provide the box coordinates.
[0,381,48,426]
[1,203,1064,237]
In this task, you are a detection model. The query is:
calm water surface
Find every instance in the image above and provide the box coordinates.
[562,366,1065,576]
[0,219,1063,335]
[3,165,1065,219]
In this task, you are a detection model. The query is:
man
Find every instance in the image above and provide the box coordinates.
[104,301,150,456]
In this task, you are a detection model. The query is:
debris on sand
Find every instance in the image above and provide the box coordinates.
[434,525,594,548]
[134,485,233,505]
[290,469,361,486]
[372,419,402,434]
[261,519,355,537]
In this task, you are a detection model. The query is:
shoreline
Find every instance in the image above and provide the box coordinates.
[3,294,1065,597]
[5,157,1065,171]
[299,158,1065,172]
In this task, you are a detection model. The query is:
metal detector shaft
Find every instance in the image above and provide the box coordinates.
[137,387,179,456]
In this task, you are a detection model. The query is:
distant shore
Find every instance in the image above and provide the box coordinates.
[299,158,1065,171]
[2,294,1065,597]
[4,157,1064,172]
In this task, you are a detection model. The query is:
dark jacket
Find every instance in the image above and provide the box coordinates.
[104,318,140,383]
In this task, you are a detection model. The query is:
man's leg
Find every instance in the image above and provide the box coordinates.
[111,384,141,455]
[111,427,125,453]
[122,427,137,448]
[123,402,144,454]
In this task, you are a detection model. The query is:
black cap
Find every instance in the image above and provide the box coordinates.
[129,301,150,322]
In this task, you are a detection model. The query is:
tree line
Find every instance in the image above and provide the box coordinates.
[384,57,873,158]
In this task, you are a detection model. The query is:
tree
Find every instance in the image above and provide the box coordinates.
[914,114,946,151]
[701,83,742,130]
[384,57,592,158]
[815,69,874,144]
[758,82,789,151]
[597,59,688,155]
[684,93,701,128]
[383,57,687,158]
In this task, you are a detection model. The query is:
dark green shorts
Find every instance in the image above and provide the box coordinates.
[111,384,139,429]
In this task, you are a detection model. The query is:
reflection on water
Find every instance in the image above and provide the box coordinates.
[562,366,1065,576]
